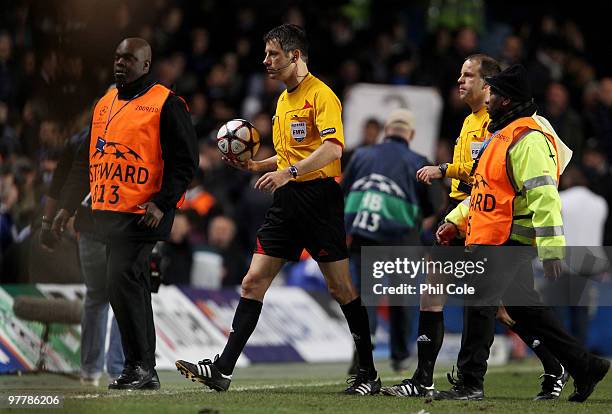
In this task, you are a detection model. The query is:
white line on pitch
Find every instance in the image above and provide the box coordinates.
[69,365,544,399]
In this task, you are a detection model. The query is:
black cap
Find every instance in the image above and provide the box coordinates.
[485,64,532,102]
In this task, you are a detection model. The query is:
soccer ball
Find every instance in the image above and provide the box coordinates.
[216,119,261,162]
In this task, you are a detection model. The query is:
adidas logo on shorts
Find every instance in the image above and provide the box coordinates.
[417,335,431,342]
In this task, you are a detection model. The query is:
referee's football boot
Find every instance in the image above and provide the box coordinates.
[175,355,232,392]
[381,377,435,397]
[433,370,484,400]
[568,356,610,402]
[534,365,569,400]
[341,368,381,395]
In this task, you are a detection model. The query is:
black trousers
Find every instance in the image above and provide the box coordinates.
[349,234,416,362]
[457,245,593,388]
[107,241,156,370]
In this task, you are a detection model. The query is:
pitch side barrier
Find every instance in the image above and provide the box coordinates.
[361,246,611,307]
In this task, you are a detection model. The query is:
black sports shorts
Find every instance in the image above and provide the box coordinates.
[255,178,349,262]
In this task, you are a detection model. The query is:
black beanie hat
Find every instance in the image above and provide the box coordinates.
[485,64,532,102]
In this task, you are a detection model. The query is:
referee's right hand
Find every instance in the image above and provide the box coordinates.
[221,155,255,172]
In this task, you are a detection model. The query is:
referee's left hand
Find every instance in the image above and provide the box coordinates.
[416,165,442,185]
[255,170,291,193]
[138,202,164,228]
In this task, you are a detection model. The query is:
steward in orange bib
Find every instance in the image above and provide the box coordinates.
[53,38,198,390]
[56,41,198,242]
[435,65,609,401]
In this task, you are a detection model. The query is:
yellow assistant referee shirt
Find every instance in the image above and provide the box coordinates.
[447,106,489,201]
[273,73,344,182]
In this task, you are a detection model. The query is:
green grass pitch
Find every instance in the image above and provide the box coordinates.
[1,359,611,413]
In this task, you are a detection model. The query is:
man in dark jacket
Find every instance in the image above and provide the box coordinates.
[342,109,438,374]
[52,38,198,390]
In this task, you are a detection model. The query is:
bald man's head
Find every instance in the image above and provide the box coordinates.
[114,37,152,87]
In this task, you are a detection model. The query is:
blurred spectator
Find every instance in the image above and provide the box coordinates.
[584,78,612,160]
[542,82,584,162]
[188,27,215,75]
[251,111,273,148]
[436,27,479,98]
[180,173,218,241]
[207,215,249,286]
[0,101,19,158]
[543,166,609,346]
[334,59,361,100]
[234,146,275,253]
[242,74,284,121]
[413,27,452,87]
[189,92,215,139]
[499,35,524,68]
[527,35,567,105]
[38,119,63,161]
[341,118,382,169]
[161,211,194,285]
[366,33,394,83]
[564,56,597,109]
[581,140,612,245]
[154,6,184,56]
[560,166,608,247]
[36,50,59,92]
[0,31,16,104]
[0,165,18,259]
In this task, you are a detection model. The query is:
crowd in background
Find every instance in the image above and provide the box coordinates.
[1,0,611,287]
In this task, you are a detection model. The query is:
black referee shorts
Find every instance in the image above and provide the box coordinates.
[255,178,349,263]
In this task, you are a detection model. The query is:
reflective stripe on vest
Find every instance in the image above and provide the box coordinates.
[465,117,559,246]
[89,84,170,214]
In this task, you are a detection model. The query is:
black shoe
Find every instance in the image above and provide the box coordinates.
[434,370,483,400]
[175,355,232,392]
[568,357,610,402]
[341,368,381,395]
[108,365,136,390]
[434,384,484,400]
[141,369,161,390]
[534,365,569,400]
[108,365,154,390]
[381,377,435,397]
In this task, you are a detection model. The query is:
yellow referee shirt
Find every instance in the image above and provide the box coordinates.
[273,73,344,182]
[447,106,489,201]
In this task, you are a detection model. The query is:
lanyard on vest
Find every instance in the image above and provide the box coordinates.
[468,131,499,177]
[476,130,499,159]
[102,83,157,139]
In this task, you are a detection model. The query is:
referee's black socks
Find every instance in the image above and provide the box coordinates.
[413,311,444,387]
[215,297,263,375]
[340,297,377,378]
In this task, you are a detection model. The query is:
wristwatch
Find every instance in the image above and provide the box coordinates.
[289,165,298,179]
[438,163,448,178]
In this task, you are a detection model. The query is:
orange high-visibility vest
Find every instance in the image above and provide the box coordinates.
[465,116,559,245]
[89,83,170,214]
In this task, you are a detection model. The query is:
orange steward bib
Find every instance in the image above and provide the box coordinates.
[89,84,170,214]
[465,116,559,245]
